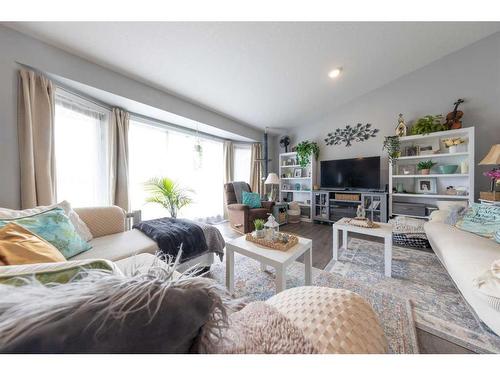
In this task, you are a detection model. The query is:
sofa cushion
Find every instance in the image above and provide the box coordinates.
[0,259,120,286]
[425,219,500,335]
[242,191,262,208]
[69,229,158,262]
[0,223,66,266]
[0,208,91,258]
[0,201,93,242]
[455,203,500,239]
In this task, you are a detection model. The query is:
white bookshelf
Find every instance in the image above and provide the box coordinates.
[279,152,316,222]
[389,127,475,219]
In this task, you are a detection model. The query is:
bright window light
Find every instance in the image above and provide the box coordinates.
[129,119,224,221]
[54,91,110,207]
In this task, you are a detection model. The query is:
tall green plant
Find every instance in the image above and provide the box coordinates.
[296,140,320,168]
[144,177,193,218]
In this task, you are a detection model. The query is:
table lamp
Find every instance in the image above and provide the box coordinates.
[264,173,280,202]
[479,144,500,200]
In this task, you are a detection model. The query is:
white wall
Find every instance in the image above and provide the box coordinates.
[0,25,263,209]
[279,31,500,196]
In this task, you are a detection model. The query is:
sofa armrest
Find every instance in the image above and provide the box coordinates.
[228,204,250,212]
[261,201,275,210]
[74,206,126,238]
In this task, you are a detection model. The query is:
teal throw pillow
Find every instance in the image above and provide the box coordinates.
[455,203,500,239]
[0,208,92,258]
[242,191,262,209]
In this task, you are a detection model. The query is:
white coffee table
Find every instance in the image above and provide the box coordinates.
[332,218,393,277]
[226,234,313,293]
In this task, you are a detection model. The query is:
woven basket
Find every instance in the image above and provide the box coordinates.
[288,211,301,224]
[335,193,360,201]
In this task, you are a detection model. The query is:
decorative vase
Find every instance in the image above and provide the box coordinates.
[396,183,404,193]
[448,145,457,154]
[420,169,430,175]
[460,160,469,174]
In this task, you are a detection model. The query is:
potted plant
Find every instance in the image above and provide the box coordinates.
[295,140,320,168]
[144,177,193,218]
[253,219,266,238]
[410,115,445,135]
[442,137,465,154]
[417,160,437,175]
[382,136,401,164]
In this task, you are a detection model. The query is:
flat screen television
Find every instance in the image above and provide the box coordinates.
[320,156,380,190]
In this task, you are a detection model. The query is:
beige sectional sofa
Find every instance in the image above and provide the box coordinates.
[424,210,500,336]
[71,206,214,270]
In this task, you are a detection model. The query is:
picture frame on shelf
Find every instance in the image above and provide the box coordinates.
[293,168,302,178]
[415,177,437,194]
[405,145,419,156]
[418,138,440,156]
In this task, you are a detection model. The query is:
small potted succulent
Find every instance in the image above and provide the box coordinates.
[253,219,266,238]
[417,160,437,175]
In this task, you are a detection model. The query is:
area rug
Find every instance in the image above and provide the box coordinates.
[324,238,500,353]
[210,254,419,354]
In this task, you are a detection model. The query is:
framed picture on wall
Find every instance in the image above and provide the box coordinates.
[415,178,437,194]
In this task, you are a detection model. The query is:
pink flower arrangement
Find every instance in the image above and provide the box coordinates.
[483,169,500,180]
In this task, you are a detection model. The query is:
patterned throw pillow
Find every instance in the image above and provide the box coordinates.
[455,203,500,239]
[0,259,119,286]
[242,191,262,209]
[0,208,92,258]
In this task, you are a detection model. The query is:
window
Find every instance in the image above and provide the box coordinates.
[54,90,110,207]
[129,118,224,221]
[233,144,251,183]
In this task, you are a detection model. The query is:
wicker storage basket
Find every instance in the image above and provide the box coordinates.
[335,193,360,201]
[288,210,301,224]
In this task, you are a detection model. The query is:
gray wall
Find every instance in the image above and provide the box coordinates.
[0,25,262,209]
[279,31,500,196]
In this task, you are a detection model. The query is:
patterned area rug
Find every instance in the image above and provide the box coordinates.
[210,254,419,354]
[324,238,500,353]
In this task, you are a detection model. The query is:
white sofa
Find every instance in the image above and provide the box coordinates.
[424,210,500,336]
[70,206,214,271]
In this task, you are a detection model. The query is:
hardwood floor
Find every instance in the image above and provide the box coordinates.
[215,220,475,353]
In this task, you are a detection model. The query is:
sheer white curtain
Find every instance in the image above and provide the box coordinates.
[129,118,224,221]
[54,91,110,207]
[233,144,252,184]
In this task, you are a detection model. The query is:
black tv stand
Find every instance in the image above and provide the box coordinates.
[312,189,388,223]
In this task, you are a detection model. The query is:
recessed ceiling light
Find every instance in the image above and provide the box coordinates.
[328,67,342,79]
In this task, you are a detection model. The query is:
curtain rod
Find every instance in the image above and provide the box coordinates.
[17,62,257,145]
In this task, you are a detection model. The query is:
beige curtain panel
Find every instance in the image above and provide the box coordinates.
[222,141,234,218]
[17,69,57,209]
[250,142,263,196]
[109,108,130,212]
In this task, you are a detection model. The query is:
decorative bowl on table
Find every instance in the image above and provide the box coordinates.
[436,165,458,174]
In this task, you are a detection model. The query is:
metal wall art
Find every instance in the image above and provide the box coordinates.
[325,123,379,147]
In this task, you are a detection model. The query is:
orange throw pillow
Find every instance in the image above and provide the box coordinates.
[0,222,66,265]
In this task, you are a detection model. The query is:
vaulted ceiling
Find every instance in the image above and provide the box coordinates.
[6,22,500,129]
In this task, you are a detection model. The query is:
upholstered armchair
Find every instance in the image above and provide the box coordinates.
[224,182,275,234]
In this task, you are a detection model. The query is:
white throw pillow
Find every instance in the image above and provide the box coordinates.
[473,259,500,311]
[436,200,468,212]
[0,201,93,242]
